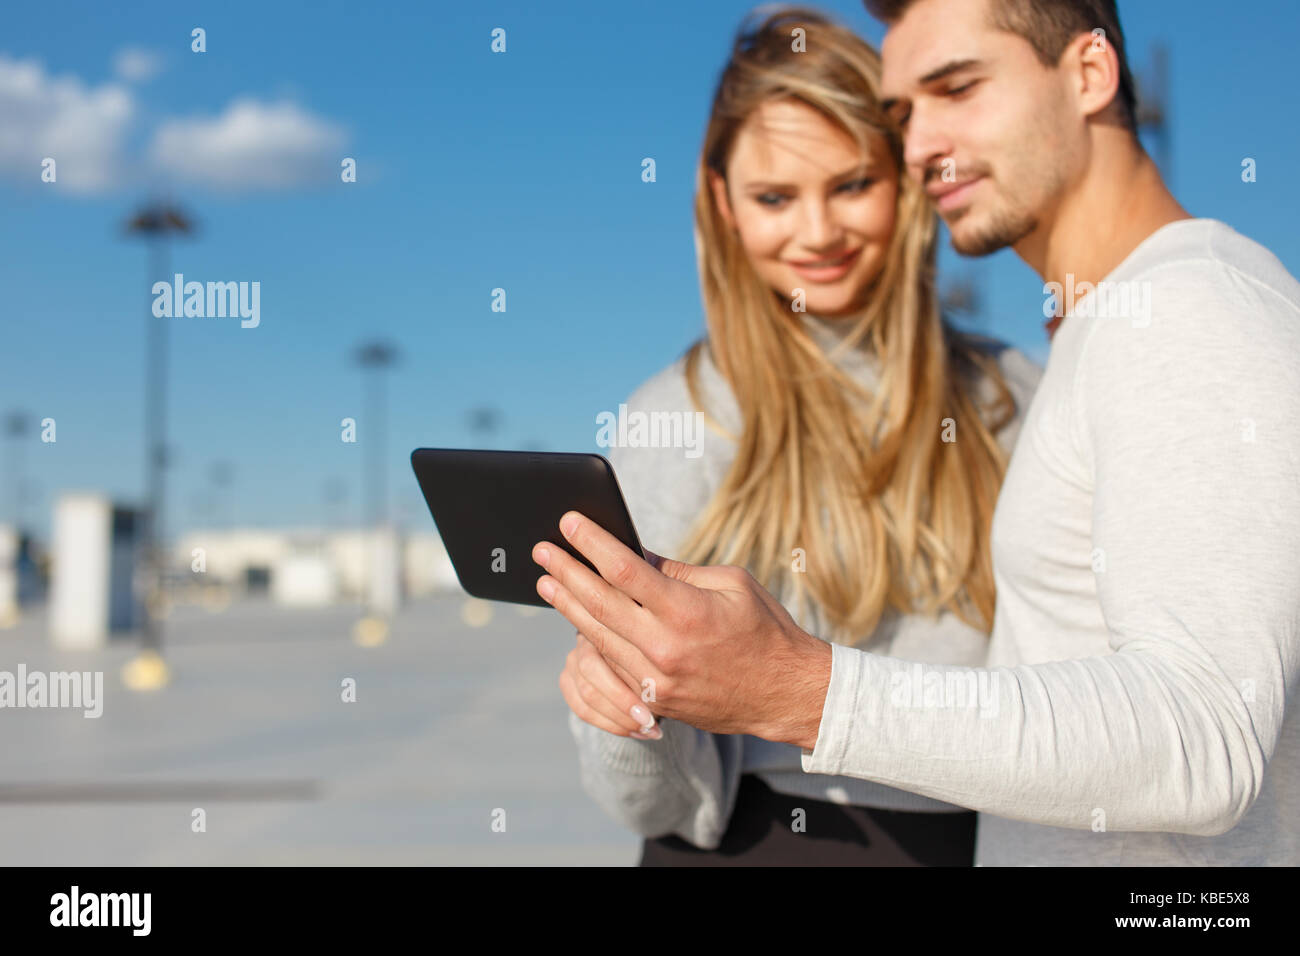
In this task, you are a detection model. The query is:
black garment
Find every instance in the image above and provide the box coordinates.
[639,774,976,866]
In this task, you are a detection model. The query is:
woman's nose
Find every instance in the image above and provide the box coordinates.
[798,199,841,250]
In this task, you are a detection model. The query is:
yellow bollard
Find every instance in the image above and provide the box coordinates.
[461,598,493,628]
[122,649,170,691]
[353,615,389,647]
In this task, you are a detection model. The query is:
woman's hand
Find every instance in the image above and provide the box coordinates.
[560,630,663,740]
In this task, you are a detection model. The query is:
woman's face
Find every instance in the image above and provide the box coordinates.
[709,98,899,318]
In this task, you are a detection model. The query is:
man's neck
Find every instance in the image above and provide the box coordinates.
[1016,132,1193,296]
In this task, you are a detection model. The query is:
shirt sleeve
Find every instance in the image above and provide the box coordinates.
[802,262,1300,836]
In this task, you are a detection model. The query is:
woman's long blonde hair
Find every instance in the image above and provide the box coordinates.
[677,6,1016,645]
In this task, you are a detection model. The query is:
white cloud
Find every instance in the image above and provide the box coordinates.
[113,47,163,83]
[0,54,134,193]
[0,55,348,196]
[149,98,347,190]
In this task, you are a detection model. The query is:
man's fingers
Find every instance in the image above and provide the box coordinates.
[556,511,692,616]
[533,534,643,647]
[535,564,657,680]
[642,549,697,584]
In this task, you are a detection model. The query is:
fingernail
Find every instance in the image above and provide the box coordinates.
[537,577,556,601]
[630,704,661,739]
[534,545,550,569]
[560,513,579,538]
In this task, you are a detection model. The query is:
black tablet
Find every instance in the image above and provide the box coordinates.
[410,448,645,607]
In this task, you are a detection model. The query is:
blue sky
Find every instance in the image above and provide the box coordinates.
[3,0,1298,539]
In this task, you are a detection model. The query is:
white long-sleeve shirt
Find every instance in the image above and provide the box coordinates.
[802,219,1300,864]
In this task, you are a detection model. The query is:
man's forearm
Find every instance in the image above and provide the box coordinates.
[800,643,1269,835]
[766,630,832,750]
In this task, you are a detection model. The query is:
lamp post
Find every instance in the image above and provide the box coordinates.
[353,341,400,527]
[123,201,194,690]
[322,477,347,530]
[209,459,234,530]
[1136,44,1172,181]
[0,411,29,629]
[2,410,30,533]
[352,341,400,646]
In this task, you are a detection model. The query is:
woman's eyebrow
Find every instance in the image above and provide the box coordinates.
[742,163,877,190]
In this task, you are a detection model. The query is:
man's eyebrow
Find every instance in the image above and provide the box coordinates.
[882,58,984,115]
[917,57,984,86]
[741,162,877,190]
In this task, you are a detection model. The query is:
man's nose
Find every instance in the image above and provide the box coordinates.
[901,105,952,183]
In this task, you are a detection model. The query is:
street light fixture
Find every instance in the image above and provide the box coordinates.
[123,200,195,690]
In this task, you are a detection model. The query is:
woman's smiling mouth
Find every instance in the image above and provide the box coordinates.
[786,247,862,282]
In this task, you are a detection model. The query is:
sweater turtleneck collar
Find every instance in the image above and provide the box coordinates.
[798,311,874,362]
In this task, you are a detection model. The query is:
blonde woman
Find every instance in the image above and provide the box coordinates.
[562,6,1041,865]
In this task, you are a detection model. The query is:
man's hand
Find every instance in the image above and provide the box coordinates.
[531,510,832,749]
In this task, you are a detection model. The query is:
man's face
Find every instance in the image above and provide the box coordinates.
[879,0,1076,257]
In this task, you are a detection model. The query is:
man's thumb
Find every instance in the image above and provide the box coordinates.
[643,548,696,582]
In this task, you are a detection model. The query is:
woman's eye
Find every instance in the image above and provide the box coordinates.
[756,193,789,207]
[837,177,875,194]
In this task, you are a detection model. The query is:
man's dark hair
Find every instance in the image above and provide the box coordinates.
[864,0,1138,131]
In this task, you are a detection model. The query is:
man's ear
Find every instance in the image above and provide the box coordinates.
[707,169,737,231]
[1065,28,1123,124]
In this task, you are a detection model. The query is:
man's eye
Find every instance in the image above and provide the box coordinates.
[947,80,978,96]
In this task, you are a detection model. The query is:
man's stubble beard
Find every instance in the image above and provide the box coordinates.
[947,149,1068,258]
[946,191,1040,258]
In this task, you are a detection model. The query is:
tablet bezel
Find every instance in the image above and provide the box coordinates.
[410,447,645,607]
